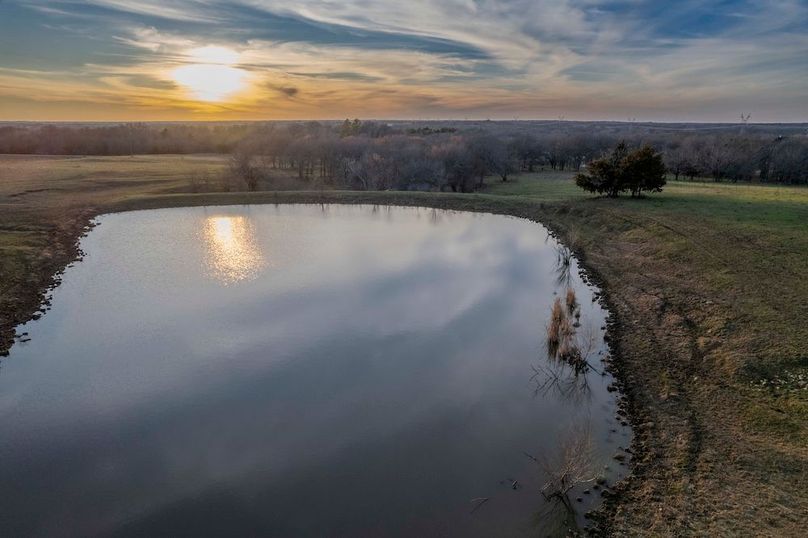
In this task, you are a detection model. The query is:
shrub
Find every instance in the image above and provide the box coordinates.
[575,142,666,197]
[623,145,667,196]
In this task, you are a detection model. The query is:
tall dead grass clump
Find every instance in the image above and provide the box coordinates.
[547,298,566,351]
[547,298,576,360]
[565,288,577,313]
[547,295,590,373]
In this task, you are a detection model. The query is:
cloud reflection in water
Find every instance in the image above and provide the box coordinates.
[0,205,624,537]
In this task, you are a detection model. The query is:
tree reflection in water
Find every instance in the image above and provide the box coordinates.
[531,424,596,536]
[553,243,574,289]
[526,251,605,534]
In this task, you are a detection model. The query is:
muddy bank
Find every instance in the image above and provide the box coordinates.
[0,207,96,356]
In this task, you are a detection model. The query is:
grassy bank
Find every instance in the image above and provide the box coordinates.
[1,155,806,536]
[487,174,808,535]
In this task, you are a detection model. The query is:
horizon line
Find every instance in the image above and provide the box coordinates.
[2,119,807,126]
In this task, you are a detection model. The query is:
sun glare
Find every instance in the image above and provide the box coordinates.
[203,216,264,284]
[172,46,247,102]
[189,45,240,65]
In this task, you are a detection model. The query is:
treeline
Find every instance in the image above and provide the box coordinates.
[660,133,808,184]
[0,123,250,155]
[1,120,806,186]
[229,121,808,190]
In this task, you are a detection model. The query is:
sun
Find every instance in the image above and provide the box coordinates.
[172,46,248,102]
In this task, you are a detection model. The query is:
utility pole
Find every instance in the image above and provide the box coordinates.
[740,113,751,133]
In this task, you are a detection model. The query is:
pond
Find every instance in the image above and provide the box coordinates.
[0,205,631,537]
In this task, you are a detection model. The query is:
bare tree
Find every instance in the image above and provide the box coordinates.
[539,424,596,509]
[229,150,260,191]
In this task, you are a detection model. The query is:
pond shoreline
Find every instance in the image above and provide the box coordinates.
[3,188,805,536]
[0,191,641,535]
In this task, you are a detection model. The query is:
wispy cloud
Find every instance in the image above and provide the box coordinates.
[0,0,806,120]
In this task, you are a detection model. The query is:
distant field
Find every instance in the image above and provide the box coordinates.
[0,154,227,201]
[1,154,806,536]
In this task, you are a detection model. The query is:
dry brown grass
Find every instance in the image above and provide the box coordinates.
[565,288,577,313]
[547,297,567,352]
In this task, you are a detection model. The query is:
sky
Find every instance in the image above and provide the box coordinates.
[0,0,806,122]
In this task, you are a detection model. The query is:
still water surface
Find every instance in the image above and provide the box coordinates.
[1,205,629,537]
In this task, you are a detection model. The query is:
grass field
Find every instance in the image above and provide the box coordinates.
[1,155,806,536]
[488,173,808,372]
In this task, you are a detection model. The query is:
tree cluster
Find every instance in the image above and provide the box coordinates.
[227,122,514,192]
[574,143,667,197]
[660,134,808,184]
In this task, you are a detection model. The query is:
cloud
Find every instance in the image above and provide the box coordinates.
[1,0,806,121]
[272,84,299,98]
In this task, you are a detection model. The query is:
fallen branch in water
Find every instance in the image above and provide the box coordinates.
[470,497,490,514]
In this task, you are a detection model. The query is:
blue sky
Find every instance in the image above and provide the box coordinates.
[0,0,806,121]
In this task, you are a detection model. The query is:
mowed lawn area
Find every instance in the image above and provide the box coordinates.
[1,154,806,536]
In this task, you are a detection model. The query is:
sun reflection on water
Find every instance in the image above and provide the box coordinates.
[203,216,264,284]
